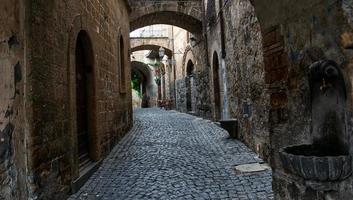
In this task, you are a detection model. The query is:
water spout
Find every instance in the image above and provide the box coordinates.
[309,60,347,153]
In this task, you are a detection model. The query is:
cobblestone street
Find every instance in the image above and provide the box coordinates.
[69,108,273,200]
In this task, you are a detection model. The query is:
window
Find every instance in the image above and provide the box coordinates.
[119,35,126,93]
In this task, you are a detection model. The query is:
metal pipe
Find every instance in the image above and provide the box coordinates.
[172,26,177,108]
[219,0,226,58]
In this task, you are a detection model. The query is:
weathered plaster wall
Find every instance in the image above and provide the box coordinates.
[174,27,189,80]
[26,0,132,199]
[0,0,26,199]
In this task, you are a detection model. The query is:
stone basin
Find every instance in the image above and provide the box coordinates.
[279,144,352,181]
[219,119,238,139]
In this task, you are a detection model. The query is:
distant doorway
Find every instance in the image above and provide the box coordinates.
[75,31,95,170]
[186,60,194,112]
[212,52,221,120]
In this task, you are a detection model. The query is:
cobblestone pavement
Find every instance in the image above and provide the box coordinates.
[69,108,273,200]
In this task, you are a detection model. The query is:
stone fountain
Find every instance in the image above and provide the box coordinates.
[278,60,353,199]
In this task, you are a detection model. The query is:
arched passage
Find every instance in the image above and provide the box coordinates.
[131,68,147,108]
[75,30,96,170]
[186,60,194,112]
[212,51,221,120]
[131,61,154,108]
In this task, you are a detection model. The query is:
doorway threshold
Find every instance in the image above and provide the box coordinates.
[71,160,102,193]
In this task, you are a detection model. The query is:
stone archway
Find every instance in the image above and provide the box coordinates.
[131,44,173,58]
[130,37,173,57]
[75,30,96,170]
[129,1,202,35]
[212,51,221,120]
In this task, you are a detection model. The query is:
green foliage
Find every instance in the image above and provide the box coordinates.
[131,71,141,97]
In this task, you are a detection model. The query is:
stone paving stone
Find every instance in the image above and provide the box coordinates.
[69,108,273,200]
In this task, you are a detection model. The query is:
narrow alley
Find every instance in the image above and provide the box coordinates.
[69,109,273,200]
[3,0,353,199]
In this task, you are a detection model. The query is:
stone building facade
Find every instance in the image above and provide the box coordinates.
[0,0,132,199]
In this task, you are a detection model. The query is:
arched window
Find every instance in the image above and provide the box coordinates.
[119,35,126,93]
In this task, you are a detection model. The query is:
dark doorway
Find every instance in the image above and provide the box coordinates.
[75,31,95,171]
[186,60,194,112]
[213,52,221,120]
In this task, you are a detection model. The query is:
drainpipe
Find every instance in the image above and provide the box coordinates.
[219,0,226,59]
[172,26,177,109]
[202,0,211,69]
[218,0,229,119]
[201,0,212,119]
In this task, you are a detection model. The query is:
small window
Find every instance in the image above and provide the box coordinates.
[119,36,126,93]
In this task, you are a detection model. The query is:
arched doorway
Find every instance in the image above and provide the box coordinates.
[131,61,154,108]
[75,31,95,170]
[212,51,221,120]
[186,60,194,112]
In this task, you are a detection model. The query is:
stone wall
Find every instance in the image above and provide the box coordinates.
[25,0,132,199]
[174,27,212,119]
[193,71,213,118]
[204,0,270,159]
[176,71,212,118]
[260,1,353,198]
[206,0,353,197]
[0,0,26,199]
[223,0,270,160]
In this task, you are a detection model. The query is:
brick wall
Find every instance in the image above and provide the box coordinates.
[26,0,132,199]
